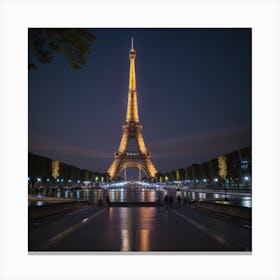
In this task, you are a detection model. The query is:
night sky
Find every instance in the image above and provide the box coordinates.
[28,28,251,175]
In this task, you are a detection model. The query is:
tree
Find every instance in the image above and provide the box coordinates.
[51,160,60,179]
[28,28,97,70]
[218,156,227,183]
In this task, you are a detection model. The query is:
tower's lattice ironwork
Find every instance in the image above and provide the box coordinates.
[108,38,158,179]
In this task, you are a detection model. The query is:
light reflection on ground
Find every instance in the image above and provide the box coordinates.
[119,207,154,251]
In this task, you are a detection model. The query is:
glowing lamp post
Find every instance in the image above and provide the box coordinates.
[244,176,250,189]
[203,178,207,188]
[214,178,219,189]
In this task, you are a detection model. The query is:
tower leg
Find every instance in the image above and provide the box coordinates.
[124,164,127,181]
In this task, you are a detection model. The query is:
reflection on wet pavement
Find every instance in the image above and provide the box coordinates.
[118,207,155,251]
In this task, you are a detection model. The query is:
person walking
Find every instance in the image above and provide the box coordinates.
[164,194,169,209]
[168,195,173,209]
[156,195,161,206]
[177,194,181,208]
[106,194,111,208]
[98,196,103,207]
[188,192,192,204]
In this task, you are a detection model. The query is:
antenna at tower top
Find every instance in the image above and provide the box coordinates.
[131,36,134,49]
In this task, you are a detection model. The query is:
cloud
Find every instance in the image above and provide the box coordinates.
[29,136,112,160]
[150,126,251,161]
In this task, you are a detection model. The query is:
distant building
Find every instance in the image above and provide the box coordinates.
[28,152,98,187]
[180,146,251,188]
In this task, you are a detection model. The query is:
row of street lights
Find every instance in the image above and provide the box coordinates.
[27,177,106,188]
[162,176,251,187]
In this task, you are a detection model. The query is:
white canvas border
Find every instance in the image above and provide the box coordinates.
[0,0,279,280]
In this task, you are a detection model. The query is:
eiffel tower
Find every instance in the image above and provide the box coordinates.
[108,38,158,179]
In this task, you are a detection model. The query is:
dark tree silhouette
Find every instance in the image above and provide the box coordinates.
[28,28,97,70]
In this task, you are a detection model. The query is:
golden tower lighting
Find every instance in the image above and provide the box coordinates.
[108,38,158,179]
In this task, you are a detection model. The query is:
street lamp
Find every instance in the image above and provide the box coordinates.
[244,176,250,189]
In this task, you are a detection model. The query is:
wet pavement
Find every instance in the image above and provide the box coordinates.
[29,203,251,252]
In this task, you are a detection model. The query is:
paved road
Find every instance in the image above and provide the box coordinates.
[29,205,251,252]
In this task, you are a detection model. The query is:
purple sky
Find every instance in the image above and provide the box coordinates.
[29,28,251,174]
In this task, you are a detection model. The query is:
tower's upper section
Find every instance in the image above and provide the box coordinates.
[126,37,139,123]
[128,37,136,91]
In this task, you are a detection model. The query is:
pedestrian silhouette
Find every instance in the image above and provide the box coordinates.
[106,194,111,208]
[98,196,103,207]
[177,195,181,208]
[188,192,192,203]
[156,195,161,206]
[168,195,173,208]
[164,194,169,208]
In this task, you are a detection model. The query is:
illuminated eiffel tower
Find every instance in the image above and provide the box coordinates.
[108,38,158,180]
